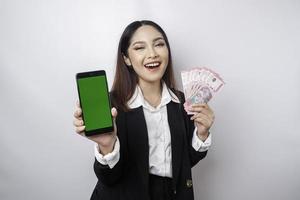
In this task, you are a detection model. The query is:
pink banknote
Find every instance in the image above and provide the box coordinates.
[181,67,225,114]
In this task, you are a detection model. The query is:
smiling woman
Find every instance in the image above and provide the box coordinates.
[123,25,169,95]
[73,20,214,200]
[111,21,176,112]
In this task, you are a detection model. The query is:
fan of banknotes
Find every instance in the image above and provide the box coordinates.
[181,67,225,115]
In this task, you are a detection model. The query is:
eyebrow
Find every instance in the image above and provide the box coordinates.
[131,37,165,46]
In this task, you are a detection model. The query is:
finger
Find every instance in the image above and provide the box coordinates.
[111,107,118,118]
[75,126,85,134]
[73,118,84,127]
[194,117,211,129]
[205,104,213,113]
[191,103,207,108]
[191,112,206,120]
[192,114,214,128]
[195,113,214,127]
[204,105,215,120]
[190,103,209,112]
[74,108,82,118]
[189,106,206,114]
[192,103,213,113]
[110,107,118,135]
[76,100,80,107]
[190,106,213,117]
[191,112,213,122]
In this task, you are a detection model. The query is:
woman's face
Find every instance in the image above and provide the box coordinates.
[124,25,169,86]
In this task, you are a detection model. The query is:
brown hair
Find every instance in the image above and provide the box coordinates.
[111,20,177,111]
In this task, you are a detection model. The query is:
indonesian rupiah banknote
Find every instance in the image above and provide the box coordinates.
[181,67,225,114]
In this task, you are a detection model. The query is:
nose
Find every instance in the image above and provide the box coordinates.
[147,46,158,58]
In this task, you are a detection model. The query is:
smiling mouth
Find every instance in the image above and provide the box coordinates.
[144,62,161,69]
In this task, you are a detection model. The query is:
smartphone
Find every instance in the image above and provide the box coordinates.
[76,70,114,136]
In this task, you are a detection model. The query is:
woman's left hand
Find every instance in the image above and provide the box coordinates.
[190,103,215,141]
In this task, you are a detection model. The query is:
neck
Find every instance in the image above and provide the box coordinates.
[139,80,161,96]
[138,80,162,107]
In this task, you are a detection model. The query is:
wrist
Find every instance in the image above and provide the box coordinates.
[197,131,209,142]
[98,136,117,155]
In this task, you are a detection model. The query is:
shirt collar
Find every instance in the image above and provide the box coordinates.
[127,82,180,110]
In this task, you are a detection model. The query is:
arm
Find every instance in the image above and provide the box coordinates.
[183,107,208,167]
[93,110,129,186]
[177,91,210,167]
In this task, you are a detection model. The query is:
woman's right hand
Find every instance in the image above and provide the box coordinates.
[73,101,118,155]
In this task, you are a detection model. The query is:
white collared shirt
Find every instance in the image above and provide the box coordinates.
[94,82,211,177]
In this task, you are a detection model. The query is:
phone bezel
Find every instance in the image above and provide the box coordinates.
[76,70,114,136]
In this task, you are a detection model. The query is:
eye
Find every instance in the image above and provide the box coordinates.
[133,46,145,50]
[155,42,165,47]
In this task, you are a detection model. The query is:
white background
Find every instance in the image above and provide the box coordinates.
[1,0,299,199]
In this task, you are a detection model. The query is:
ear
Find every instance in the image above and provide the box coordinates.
[123,54,132,66]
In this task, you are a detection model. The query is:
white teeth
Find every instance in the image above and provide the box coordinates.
[145,62,160,67]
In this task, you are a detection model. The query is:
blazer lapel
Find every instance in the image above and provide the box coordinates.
[167,102,184,190]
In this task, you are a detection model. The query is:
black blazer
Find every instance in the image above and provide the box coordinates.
[91,92,207,200]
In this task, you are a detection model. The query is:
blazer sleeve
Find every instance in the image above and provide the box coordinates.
[93,108,129,186]
[177,91,208,167]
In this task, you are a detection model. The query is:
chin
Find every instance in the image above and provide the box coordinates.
[140,76,163,84]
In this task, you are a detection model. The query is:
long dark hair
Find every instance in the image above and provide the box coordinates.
[111,20,177,111]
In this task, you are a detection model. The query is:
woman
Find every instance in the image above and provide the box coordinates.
[73,20,214,200]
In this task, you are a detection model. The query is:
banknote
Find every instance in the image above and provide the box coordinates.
[181,67,225,114]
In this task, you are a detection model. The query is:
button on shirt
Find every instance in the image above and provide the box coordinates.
[94,82,212,178]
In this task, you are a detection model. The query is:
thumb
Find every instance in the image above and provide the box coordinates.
[111,107,118,135]
[111,107,118,119]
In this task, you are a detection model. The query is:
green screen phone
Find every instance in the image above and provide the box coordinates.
[76,70,113,136]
